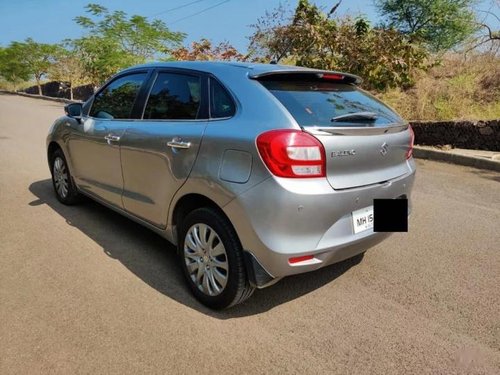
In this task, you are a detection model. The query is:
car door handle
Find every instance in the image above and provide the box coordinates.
[167,138,191,149]
[104,134,121,144]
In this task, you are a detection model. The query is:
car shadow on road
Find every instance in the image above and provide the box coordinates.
[29,179,363,319]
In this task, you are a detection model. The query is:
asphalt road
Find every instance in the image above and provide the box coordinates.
[1,93,499,374]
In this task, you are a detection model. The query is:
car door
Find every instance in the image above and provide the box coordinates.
[67,71,150,207]
[119,70,208,227]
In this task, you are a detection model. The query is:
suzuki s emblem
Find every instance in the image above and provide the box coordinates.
[380,142,389,156]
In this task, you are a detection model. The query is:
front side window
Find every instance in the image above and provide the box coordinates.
[210,78,235,118]
[144,73,201,120]
[90,73,147,119]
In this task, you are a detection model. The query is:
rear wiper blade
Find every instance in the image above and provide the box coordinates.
[331,112,378,122]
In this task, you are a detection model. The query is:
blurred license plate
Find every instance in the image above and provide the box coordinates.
[352,206,374,234]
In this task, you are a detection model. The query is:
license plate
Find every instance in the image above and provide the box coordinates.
[352,206,374,234]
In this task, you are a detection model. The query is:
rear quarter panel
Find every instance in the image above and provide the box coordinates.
[167,70,298,225]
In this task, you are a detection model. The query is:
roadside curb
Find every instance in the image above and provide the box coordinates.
[0,90,77,104]
[414,146,500,172]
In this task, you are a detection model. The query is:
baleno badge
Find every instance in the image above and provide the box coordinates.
[331,150,356,157]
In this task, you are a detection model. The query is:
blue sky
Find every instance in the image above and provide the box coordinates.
[0,0,498,52]
[0,0,381,50]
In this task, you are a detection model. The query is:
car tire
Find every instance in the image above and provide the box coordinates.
[50,149,81,205]
[178,207,255,309]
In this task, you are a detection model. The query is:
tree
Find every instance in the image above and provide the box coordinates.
[249,0,429,90]
[375,0,477,51]
[465,4,500,55]
[13,39,60,95]
[0,45,31,90]
[0,39,58,94]
[170,39,247,61]
[48,47,87,100]
[248,2,296,63]
[70,36,133,89]
[71,3,185,87]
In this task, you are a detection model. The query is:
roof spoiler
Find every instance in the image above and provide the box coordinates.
[249,70,362,85]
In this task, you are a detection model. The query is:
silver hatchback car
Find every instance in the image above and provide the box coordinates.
[47,61,416,309]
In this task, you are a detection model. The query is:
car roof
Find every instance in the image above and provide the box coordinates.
[122,61,361,84]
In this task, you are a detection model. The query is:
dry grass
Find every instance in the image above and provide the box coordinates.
[378,53,500,121]
[0,79,45,92]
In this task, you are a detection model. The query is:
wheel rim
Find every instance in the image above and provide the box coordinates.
[53,157,69,199]
[184,223,229,296]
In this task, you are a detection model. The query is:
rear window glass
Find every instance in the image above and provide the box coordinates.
[260,80,402,127]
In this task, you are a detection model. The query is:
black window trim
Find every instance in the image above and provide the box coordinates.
[87,69,153,121]
[138,68,209,122]
[207,74,238,121]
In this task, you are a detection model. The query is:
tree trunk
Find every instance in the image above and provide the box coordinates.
[36,76,42,96]
[70,85,74,101]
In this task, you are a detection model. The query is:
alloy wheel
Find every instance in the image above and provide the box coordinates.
[184,223,229,296]
[53,156,69,199]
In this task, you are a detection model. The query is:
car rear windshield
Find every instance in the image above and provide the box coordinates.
[259,80,402,127]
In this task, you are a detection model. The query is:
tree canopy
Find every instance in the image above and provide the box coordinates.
[0,39,59,94]
[0,45,31,90]
[71,3,185,87]
[48,47,87,100]
[74,3,185,60]
[374,0,477,51]
[0,0,496,98]
[249,0,429,90]
[170,39,247,61]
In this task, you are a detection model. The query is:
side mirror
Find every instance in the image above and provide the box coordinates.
[64,103,83,121]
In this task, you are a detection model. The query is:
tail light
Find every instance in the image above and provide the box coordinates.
[256,129,326,178]
[406,125,414,159]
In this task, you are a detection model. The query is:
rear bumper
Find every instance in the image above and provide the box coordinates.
[243,231,391,288]
[224,159,416,285]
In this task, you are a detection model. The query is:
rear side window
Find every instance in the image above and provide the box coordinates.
[144,73,201,120]
[90,73,147,119]
[210,78,235,118]
[260,80,402,127]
